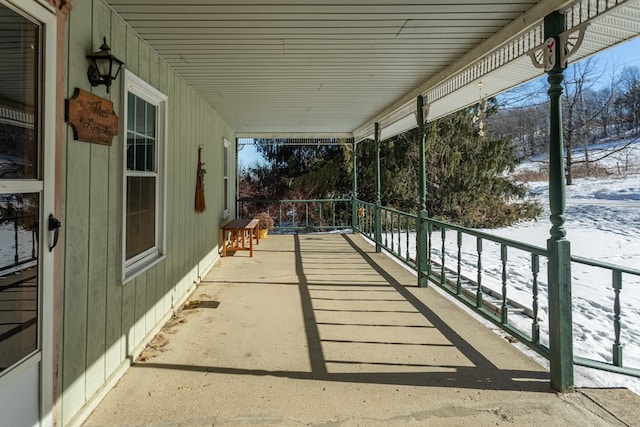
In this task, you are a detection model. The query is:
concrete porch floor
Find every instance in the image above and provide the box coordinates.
[83,233,640,426]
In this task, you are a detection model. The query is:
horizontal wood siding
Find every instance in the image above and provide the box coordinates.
[60,1,235,424]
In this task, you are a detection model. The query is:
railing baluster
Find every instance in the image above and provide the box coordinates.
[427,221,432,277]
[400,216,403,257]
[293,203,297,228]
[476,237,483,309]
[397,214,403,258]
[613,269,623,367]
[364,206,368,235]
[384,211,388,247]
[391,212,395,253]
[405,216,410,263]
[278,203,282,228]
[456,230,462,295]
[501,243,508,325]
[396,214,399,251]
[371,206,374,237]
[332,201,336,227]
[440,227,446,286]
[531,254,540,344]
[306,202,309,227]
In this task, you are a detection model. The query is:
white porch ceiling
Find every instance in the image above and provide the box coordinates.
[106,0,640,141]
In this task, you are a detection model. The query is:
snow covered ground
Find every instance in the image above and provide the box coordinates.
[374,172,640,394]
[492,175,640,393]
[376,137,640,394]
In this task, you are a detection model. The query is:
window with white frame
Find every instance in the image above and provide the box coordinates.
[122,71,167,281]
[223,138,231,218]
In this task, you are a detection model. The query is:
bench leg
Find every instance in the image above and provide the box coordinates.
[222,229,227,257]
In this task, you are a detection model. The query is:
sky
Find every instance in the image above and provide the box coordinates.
[237,36,640,169]
[237,139,264,171]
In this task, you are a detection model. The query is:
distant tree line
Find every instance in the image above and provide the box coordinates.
[239,58,639,228]
[488,60,640,184]
[240,100,541,228]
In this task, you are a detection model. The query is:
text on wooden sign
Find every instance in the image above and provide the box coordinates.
[65,88,118,146]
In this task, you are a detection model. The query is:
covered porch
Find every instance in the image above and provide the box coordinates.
[102,2,640,395]
[83,233,639,425]
[22,0,638,425]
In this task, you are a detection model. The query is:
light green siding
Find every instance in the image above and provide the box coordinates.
[60,1,235,424]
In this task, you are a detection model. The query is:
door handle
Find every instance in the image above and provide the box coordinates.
[48,213,61,252]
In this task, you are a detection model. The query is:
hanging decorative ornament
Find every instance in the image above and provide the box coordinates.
[472,81,487,136]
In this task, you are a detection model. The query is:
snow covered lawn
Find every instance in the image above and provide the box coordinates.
[377,173,640,393]
[493,176,640,390]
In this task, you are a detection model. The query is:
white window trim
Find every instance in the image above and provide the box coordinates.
[223,138,231,219]
[121,70,167,283]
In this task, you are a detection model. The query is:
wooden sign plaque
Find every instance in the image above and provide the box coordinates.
[65,88,118,146]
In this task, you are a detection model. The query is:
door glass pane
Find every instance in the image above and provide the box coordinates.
[0,6,39,180]
[0,193,39,372]
[0,4,40,374]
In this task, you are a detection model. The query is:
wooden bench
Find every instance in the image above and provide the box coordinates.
[221,218,260,257]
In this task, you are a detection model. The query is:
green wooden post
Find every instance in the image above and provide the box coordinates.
[545,11,574,393]
[416,95,429,287]
[352,141,358,230]
[375,123,382,253]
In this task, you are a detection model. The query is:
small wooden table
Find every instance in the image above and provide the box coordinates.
[221,218,260,257]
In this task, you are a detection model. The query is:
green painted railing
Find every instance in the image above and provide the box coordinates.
[237,198,352,231]
[570,256,640,376]
[356,201,418,268]
[354,199,640,378]
[237,197,640,377]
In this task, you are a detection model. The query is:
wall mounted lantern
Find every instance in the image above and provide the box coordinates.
[86,37,124,93]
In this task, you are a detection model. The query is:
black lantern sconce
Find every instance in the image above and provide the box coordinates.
[86,37,124,93]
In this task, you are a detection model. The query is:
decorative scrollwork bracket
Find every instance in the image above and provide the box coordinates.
[528,23,589,71]
[559,22,589,68]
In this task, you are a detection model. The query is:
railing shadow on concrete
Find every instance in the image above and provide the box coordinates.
[133,233,551,392]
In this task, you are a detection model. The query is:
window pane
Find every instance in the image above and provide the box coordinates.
[145,138,155,172]
[224,177,228,211]
[135,136,146,171]
[125,176,156,260]
[135,98,147,135]
[126,131,135,170]
[127,93,135,132]
[145,102,156,138]
[0,192,39,372]
[127,93,156,172]
[223,145,229,176]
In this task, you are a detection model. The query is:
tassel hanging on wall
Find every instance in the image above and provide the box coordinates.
[195,145,206,213]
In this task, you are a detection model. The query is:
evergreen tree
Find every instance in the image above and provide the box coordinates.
[424,103,541,227]
[355,100,541,227]
[240,103,541,229]
[253,139,352,199]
